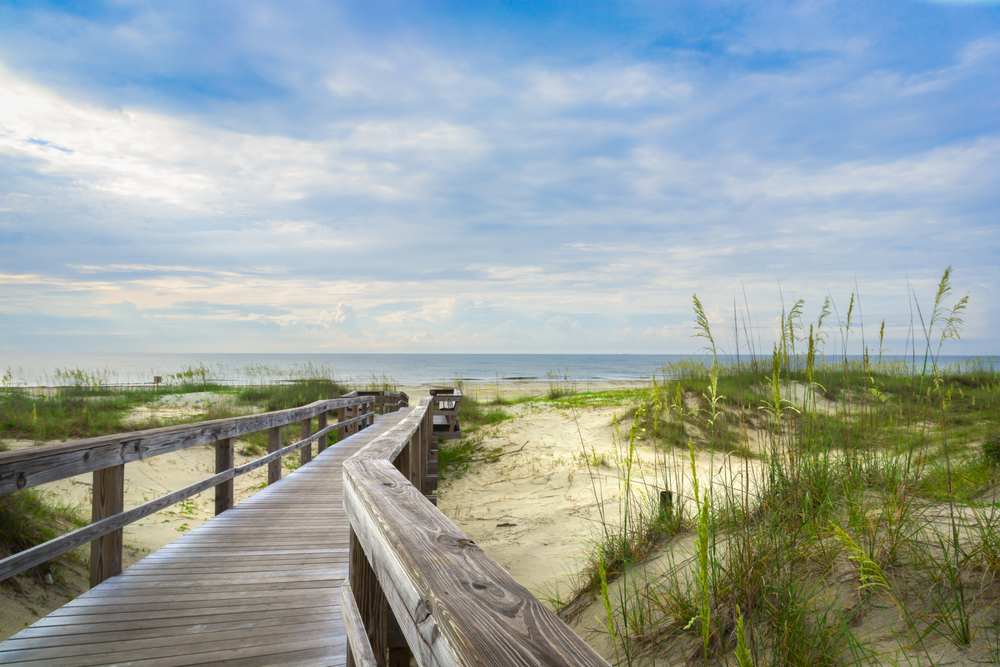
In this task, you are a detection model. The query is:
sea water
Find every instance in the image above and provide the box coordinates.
[0,353,699,387]
[1,353,992,387]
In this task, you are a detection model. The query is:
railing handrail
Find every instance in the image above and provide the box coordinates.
[0,389,393,589]
[342,393,610,667]
[0,393,373,495]
[0,409,370,582]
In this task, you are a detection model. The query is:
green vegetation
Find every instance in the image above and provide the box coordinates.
[0,367,348,444]
[436,395,514,481]
[582,408,685,593]
[580,268,1000,666]
[0,442,87,585]
[235,378,347,412]
[547,367,576,400]
[456,393,514,431]
[0,367,351,584]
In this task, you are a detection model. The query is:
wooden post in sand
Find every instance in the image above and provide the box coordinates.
[318,411,328,453]
[267,426,282,484]
[90,464,124,587]
[300,418,312,466]
[338,406,348,441]
[214,437,234,515]
[348,528,388,667]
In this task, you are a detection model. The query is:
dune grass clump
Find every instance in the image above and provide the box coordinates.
[454,394,513,431]
[0,442,87,584]
[547,368,577,400]
[236,378,347,412]
[0,490,86,584]
[578,268,1000,666]
[0,369,351,448]
[436,395,513,481]
[578,403,687,592]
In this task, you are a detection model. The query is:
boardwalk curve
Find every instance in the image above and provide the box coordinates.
[0,408,409,666]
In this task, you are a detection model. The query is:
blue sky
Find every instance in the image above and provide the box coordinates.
[0,0,998,356]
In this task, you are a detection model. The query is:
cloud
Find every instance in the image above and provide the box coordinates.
[331,303,356,325]
[546,315,584,338]
[0,2,997,354]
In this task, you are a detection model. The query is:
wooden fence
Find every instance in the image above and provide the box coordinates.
[0,390,406,587]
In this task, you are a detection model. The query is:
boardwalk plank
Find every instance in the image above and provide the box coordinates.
[0,409,411,667]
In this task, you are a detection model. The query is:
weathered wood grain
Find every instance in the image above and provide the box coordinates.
[0,410,413,666]
[0,417,356,582]
[344,397,611,667]
[349,529,387,667]
[300,419,312,466]
[89,464,124,588]
[1,387,601,667]
[267,426,282,485]
[352,405,424,463]
[0,395,374,495]
[341,583,379,667]
[338,406,348,442]
[214,437,234,516]
[318,411,329,453]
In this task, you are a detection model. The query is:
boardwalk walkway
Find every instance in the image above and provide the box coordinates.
[0,408,411,667]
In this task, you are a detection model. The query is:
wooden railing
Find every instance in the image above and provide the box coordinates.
[0,390,407,587]
[342,390,611,667]
[2,385,611,666]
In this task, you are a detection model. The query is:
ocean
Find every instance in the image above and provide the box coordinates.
[1,353,992,387]
[1,353,699,387]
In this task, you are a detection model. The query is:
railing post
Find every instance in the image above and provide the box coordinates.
[318,410,328,453]
[395,440,410,479]
[349,528,388,667]
[338,406,347,441]
[407,431,421,489]
[267,426,282,485]
[387,607,412,667]
[300,418,312,466]
[90,464,124,587]
[214,437,234,515]
[424,399,437,499]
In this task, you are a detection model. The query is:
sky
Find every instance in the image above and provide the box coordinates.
[0,0,998,357]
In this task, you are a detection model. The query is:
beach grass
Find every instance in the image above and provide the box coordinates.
[575,268,1000,666]
[0,368,353,582]
[437,395,513,481]
[0,368,350,444]
[0,441,87,584]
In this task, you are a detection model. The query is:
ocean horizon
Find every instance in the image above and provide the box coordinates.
[1,352,995,387]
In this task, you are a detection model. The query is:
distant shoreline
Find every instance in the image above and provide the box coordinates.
[2,352,995,387]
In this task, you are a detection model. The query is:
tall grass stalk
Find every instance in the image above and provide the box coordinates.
[574,268,999,666]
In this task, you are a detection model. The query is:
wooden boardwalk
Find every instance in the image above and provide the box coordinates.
[0,409,410,667]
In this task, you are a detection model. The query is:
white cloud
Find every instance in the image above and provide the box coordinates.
[545,315,584,338]
[526,63,692,107]
[1,5,998,354]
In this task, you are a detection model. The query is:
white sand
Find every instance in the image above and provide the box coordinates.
[436,396,765,610]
